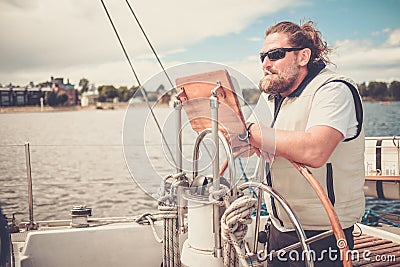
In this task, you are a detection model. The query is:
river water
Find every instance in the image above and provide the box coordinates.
[0,101,399,222]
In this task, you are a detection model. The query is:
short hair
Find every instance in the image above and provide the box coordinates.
[265,21,332,70]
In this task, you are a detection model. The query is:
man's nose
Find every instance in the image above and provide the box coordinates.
[262,57,273,69]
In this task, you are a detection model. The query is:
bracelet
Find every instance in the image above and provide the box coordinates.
[238,122,255,142]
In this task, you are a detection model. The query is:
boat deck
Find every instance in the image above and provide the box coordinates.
[9,222,400,266]
[353,233,400,266]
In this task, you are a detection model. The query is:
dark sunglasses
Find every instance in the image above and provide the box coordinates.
[260,47,305,62]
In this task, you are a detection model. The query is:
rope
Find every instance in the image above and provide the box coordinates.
[221,196,258,267]
[237,158,268,217]
[135,212,163,243]
[238,158,257,199]
[99,0,176,167]
[209,184,231,208]
[159,205,180,267]
[124,0,176,94]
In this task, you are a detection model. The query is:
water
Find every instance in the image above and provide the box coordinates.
[0,101,399,222]
[363,102,400,137]
[0,107,158,221]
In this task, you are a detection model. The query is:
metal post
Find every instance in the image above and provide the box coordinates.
[210,82,222,257]
[174,99,183,172]
[24,142,37,230]
[253,158,266,253]
[174,98,186,236]
[253,190,263,253]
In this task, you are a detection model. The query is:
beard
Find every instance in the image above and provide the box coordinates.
[259,64,300,95]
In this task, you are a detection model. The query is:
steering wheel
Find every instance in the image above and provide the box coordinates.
[238,161,352,267]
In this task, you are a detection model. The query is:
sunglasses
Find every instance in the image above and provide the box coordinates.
[260,47,305,62]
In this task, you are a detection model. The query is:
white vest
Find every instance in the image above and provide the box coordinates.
[264,68,365,231]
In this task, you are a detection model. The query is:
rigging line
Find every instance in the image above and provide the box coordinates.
[124,0,217,163]
[100,0,176,166]
[124,0,176,93]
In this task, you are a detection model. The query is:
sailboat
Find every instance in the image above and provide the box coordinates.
[1,68,400,267]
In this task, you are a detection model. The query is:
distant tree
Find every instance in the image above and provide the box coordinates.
[117,86,136,102]
[367,81,388,100]
[79,78,90,93]
[98,85,118,102]
[133,86,144,98]
[156,84,165,94]
[57,93,68,105]
[357,82,368,97]
[118,86,128,101]
[389,81,400,101]
[146,92,158,102]
[46,91,68,106]
[46,91,58,106]
[129,85,139,100]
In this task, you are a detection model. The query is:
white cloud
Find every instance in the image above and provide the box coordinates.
[371,28,391,36]
[2,0,398,87]
[330,28,400,83]
[0,0,301,86]
[385,28,400,47]
[247,37,264,42]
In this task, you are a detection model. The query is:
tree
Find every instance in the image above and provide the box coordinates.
[98,85,118,102]
[46,91,58,106]
[156,84,165,94]
[389,81,400,101]
[79,78,89,93]
[367,81,388,100]
[57,93,68,105]
[117,86,136,102]
[133,85,144,98]
[357,82,368,98]
[45,91,68,106]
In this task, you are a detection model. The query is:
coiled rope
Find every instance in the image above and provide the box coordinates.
[221,195,258,267]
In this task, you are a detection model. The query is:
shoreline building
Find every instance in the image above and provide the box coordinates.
[0,77,78,107]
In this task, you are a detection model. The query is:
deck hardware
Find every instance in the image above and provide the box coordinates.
[71,205,92,228]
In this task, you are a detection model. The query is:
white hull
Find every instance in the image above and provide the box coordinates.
[14,221,164,267]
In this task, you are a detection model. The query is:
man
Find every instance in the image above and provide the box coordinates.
[245,21,365,266]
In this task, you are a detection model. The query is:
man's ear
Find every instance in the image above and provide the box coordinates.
[298,48,311,67]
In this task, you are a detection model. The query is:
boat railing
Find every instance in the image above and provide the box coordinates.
[0,142,160,226]
[0,140,259,228]
[365,136,400,179]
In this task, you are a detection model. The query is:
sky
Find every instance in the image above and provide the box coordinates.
[0,0,399,89]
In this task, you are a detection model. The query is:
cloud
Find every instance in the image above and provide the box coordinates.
[247,37,264,42]
[371,28,391,36]
[0,0,303,86]
[2,0,398,87]
[331,28,400,83]
[385,28,400,47]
